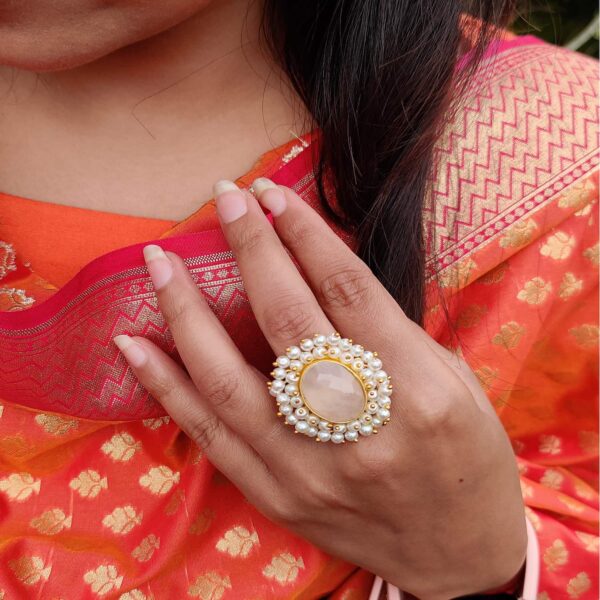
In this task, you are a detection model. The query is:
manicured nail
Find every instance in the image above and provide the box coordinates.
[253,178,287,216]
[213,180,248,223]
[114,335,148,368]
[143,244,173,290]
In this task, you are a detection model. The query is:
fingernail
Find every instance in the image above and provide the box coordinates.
[114,334,148,368]
[252,178,286,216]
[143,244,173,290]
[213,179,248,224]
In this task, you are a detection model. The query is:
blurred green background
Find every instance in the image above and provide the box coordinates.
[512,0,598,56]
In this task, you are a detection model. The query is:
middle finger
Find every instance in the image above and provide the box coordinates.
[213,180,334,354]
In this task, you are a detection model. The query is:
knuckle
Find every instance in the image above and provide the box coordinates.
[264,496,302,526]
[262,299,317,341]
[285,218,318,249]
[319,266,373,310]
[410,398,464,435]
[160,291,199,330]
[235,224,270,254]
[187,414,223,451]
[201,367,241,411]
[351,444,398,481]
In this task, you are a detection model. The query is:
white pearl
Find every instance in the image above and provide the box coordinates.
[312,347,327,359]
[360,424,373,436]
[280,404,293,415]
[333,424,347,433]
[277,356,291,368]
[269,379,285,396]
[360,368,373,380]
[328,347,341,358]
[308,416,319,427]
[379,385,392,397]
[377,408,391,420]
[290,359,303,371]
[285,383,298,395]
[300,339,314,351]
[351,344,364,357]
[331,432,345,444]
[276,393,290,404]
[339,339,352,351]
[344,431,359,442]
[295,407,308,419]
[367,402,378,414]
[314,334,327,346]
[369,358,383,371]
[352,359,364,371]
[286,414,298,425]
[300,352,313,363]
[318,420,331,430]
[286,371,299,383]
[348,420,361,431]
[378,398,391,408]
[317,430,331,442]
[307,426,318,437]
[290,396,303,408]
[295,421,310,433]
[287,346,302,359]
[327,333,341,345]
[273,367,287,380]
[362,351,374,363]
[375,370,388,383]
[368,390,378,400]
[372,417,382,426]
[341,352,354,364]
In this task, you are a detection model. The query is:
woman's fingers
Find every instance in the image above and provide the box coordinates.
[141,245,286,450]
[213,180,334,354]
[112,334,280,509]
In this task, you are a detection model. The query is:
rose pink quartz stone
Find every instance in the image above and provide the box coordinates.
[300,360,366,422]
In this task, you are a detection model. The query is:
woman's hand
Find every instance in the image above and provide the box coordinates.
[114,178,527,600]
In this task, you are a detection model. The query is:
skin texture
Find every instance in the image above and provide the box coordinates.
[115,179,528,599]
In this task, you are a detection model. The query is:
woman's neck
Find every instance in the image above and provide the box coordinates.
[0,0,307,219]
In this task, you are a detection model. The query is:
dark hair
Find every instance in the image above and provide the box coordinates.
[262,1,515,323]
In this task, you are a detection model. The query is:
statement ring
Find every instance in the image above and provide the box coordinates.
[267,333,392,443]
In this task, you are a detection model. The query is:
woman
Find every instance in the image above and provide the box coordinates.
[0,1,597,598]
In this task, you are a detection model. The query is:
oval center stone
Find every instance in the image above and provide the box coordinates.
[300,360,366,423]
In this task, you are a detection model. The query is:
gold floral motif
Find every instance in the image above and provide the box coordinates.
[558,495,585,514]
[517,277,552,305]
[132,534,160,562]
[0,472,41,502]
[164,488,185,516]
[558,179,596,211]
[499,218,538,248]
[559,273,583,300]
[30,508,72,535]
[188,571,232,600]
[539,435,562,455]
[119,590,150,600]
[540,231,575,260]
[540,469,564,490]
[262,552,305,585]
[142,416,170,430]
[189,509,215,535]
[520,481,534,499]
[524,507,541,531]
[574,480,594,501]
[575,532,599,553]
[0,288,35,311]
[0,241,17,280]
[566,572,591,598]
[101,432,142,462]
[34,413,79,436]
[537,593,550,600]
[0,404,3,419]
[474,366,497,392]
[139,465,180,495]
[543,539,569,572]
[102,505,143,535]
[578,430,599,454]
[455,304,487,328]
[479,262,507,285]
[569,324,599,348]
[438,259,477,289]
[491,322,525,349]
[83,565,123,596]
[215,526,259,558]
[69,470,108,499]
[583,243,599,266]
[8,556,52,585]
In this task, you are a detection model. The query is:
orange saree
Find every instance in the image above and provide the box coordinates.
[0,36,598,599]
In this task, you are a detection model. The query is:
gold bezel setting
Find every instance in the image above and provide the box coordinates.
[267,333,392,443]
